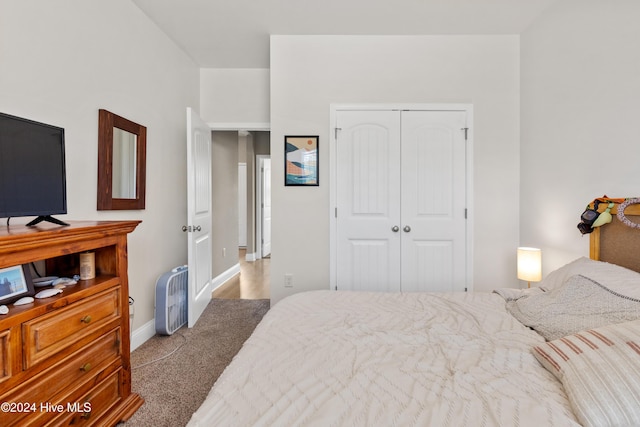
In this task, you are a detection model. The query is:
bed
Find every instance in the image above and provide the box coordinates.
[188,200,640,427]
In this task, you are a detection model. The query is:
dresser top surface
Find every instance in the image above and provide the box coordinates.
[0,220,141,239]
[0,221,141,259]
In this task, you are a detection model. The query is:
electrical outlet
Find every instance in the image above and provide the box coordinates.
[284,274,293,288]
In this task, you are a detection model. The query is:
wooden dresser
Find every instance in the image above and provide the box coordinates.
[0,221,144,426]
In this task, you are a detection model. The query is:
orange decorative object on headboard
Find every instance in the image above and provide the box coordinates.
[589,198,640,274]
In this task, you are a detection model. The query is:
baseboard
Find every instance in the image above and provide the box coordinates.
[211,263,241,291]
[131,264,241,351]
[131,318,156,351]
[245,251,257,262]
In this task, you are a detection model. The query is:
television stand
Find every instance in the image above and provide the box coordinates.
[0,220,143,425]
[26,215,70,227]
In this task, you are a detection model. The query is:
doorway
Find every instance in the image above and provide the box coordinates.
[236,131,271,262]
[208,130,270,298]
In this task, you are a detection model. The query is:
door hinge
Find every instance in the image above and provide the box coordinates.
[464,208,468,219]
[335,207,337,218]
[461,127,469,140]
[335,127,342,139]
[465,287,468,292]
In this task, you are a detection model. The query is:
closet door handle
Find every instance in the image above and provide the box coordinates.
[403,225,411,232]
[391,226,399,232]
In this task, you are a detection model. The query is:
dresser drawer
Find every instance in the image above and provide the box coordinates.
[47,369,122,427]
[23,288,120,368]
[0,328,121,426]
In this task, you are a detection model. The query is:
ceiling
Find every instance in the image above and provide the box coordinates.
[132,0,560,69]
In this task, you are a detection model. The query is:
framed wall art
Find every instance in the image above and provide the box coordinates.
[285,135,318,186]
[0,264,35,305]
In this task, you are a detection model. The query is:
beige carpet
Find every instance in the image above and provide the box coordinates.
[121,298,270,427]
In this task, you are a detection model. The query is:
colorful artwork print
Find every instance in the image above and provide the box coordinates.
[285,136,318,186]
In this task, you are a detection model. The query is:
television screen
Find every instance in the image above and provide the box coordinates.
[0,112,67,226]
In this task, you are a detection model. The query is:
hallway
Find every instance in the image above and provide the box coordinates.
[212,249,270,299]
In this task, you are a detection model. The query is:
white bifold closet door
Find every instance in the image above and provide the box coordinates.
[335,109,468,292]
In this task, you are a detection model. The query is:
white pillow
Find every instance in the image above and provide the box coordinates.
[540,257,640,299]
[539,257,593,290]
[532,320,640,427]
[508,274,640,341]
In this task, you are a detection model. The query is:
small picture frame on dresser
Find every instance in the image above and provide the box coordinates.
[0,265,35,305]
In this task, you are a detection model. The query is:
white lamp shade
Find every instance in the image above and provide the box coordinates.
[517,247,542,282]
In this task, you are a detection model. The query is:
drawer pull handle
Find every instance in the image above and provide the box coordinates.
[80,315,92,324]
[80,363,92,372]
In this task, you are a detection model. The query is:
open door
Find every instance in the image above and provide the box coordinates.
[186,108,212,327]
[261,157,272,257]
[255,155,271,258]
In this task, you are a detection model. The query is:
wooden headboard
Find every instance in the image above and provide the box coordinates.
[590,201,640,273]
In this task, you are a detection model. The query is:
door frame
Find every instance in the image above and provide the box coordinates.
[329,103,474,291]
[255,154,271,259]
[238,162,247,248]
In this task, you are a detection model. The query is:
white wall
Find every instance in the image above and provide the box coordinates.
[270,35,521,304]
[520,0,640,275]
[211,131,240,278]
[0,0,199,338]
[200,68,270,126]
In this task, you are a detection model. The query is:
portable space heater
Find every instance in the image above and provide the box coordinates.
[155,265,188,335]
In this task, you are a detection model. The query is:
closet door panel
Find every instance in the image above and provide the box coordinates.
[401,111,467,292]
[336,110,401,291]
[411,241,454,292]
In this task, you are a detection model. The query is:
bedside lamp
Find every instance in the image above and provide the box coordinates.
[517,247,542,288]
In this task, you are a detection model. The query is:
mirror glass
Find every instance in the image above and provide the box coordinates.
[97,109,146,210]
[112,128,137,199]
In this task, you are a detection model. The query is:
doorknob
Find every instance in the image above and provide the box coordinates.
[194,225,202,232]
[392,226,399,232]
[403,225,411,232]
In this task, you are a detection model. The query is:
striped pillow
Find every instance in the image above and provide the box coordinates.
[532,320,640,427]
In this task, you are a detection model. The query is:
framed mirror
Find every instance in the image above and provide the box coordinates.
[97,109,146,210]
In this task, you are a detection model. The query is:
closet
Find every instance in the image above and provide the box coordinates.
[333,108,471,292]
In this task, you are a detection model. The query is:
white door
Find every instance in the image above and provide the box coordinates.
[260,157,272,257]
[335,108,468,292]
[186,108,212,327]
[336,110,402,291]
[400,111,467,292]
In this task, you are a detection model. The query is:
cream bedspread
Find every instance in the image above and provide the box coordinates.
[188,291,579,426]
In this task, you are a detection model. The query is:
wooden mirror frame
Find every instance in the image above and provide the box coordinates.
[97,109,146,210]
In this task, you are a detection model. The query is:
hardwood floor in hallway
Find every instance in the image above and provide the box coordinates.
[212,249,270,299]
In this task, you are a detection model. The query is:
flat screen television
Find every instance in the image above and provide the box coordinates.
[0,112,68,227]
